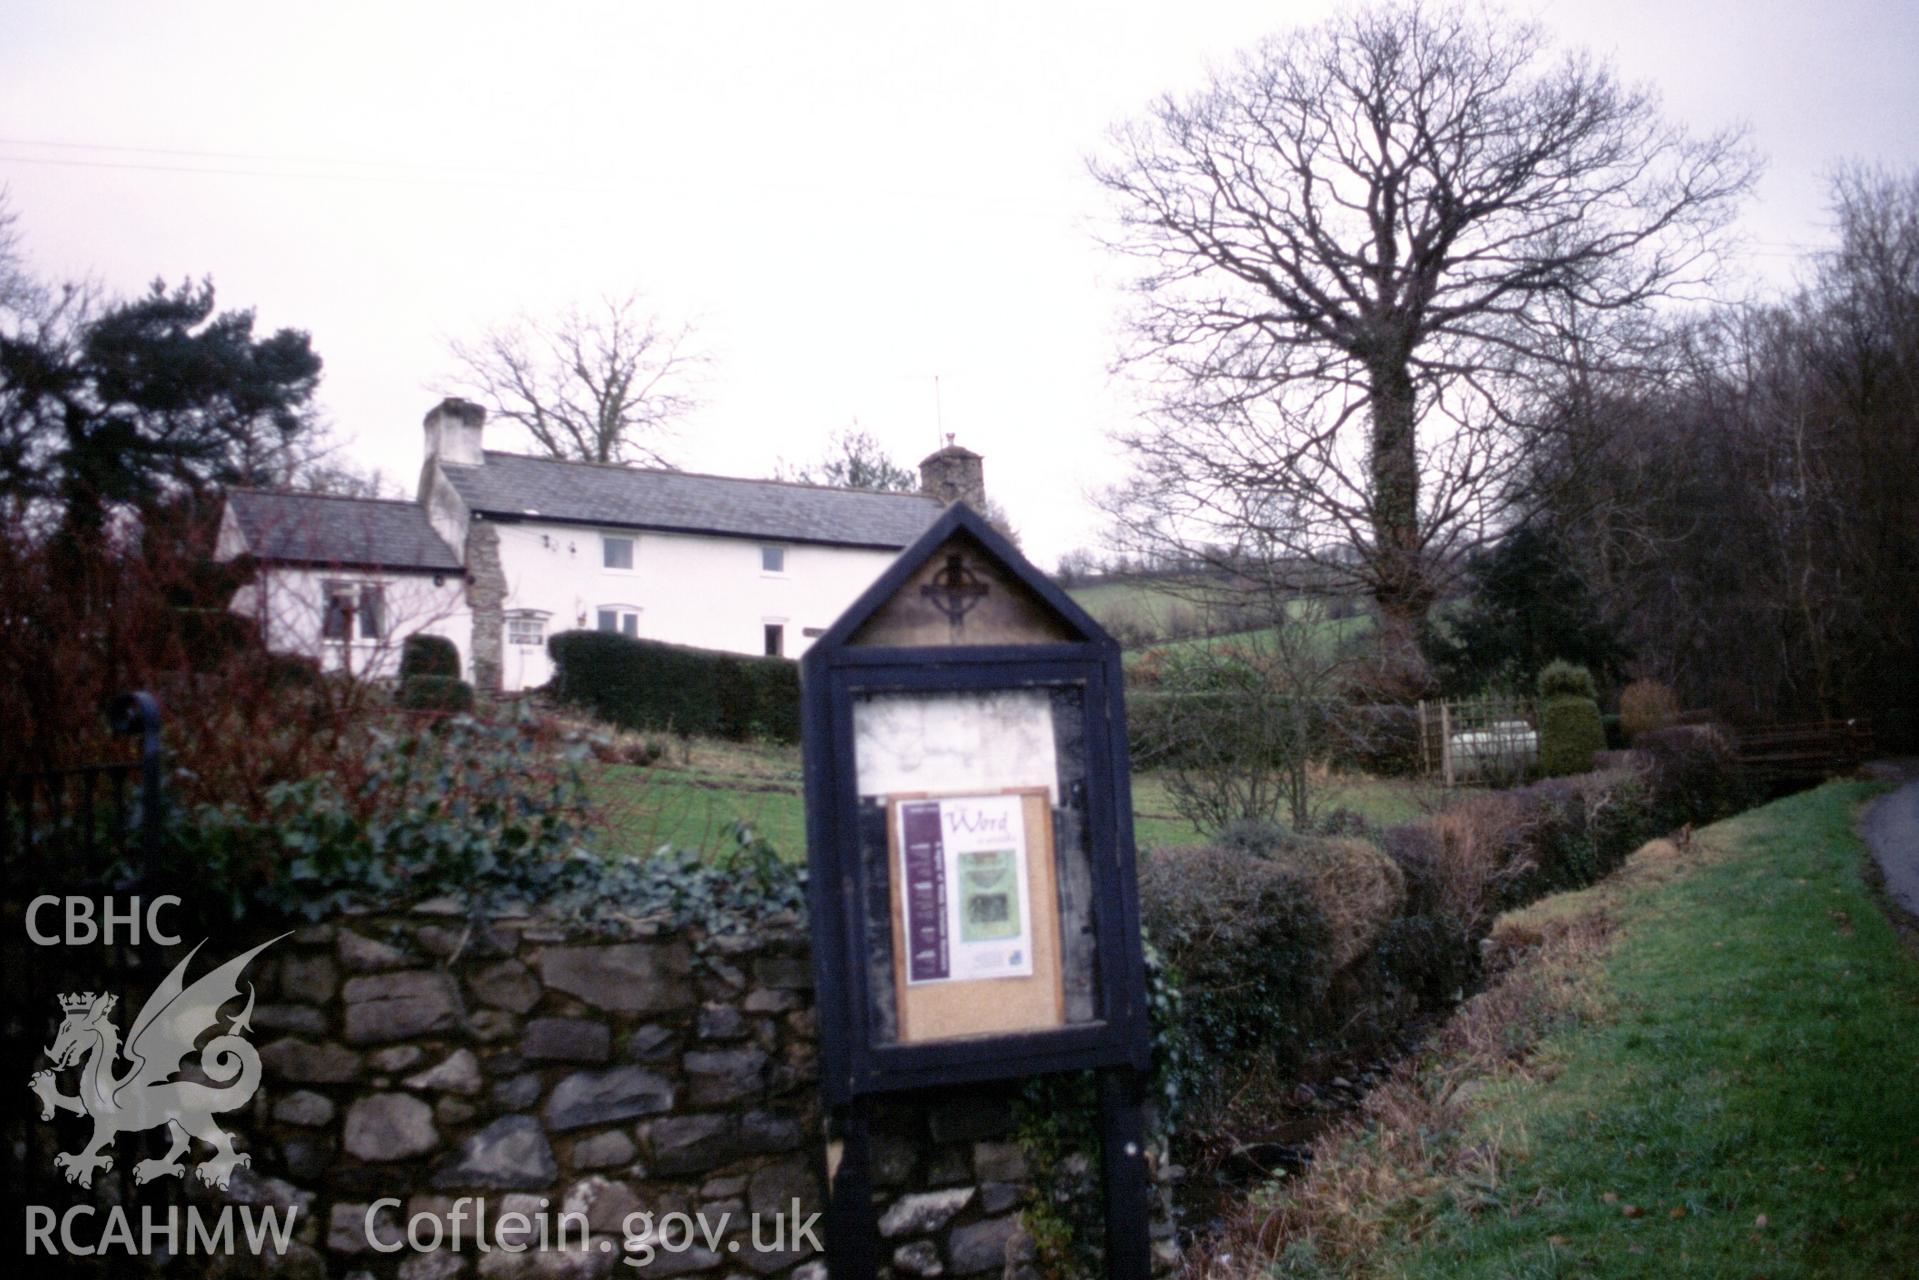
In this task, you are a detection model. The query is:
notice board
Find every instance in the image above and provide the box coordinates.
[885,787,1064,1042]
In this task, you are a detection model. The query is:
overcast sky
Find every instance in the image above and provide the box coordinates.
[3,0,1915,567]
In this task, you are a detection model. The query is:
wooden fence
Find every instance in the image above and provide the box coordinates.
[1416,696,1540,786]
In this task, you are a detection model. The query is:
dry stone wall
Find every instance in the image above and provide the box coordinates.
[211,900,1166,1279]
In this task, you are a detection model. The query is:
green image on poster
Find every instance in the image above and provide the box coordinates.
[958,849,1021,942]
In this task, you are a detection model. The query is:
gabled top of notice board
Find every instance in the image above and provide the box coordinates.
[806,502,1111,654]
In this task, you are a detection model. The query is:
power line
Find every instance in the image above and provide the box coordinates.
[0,150,623,195]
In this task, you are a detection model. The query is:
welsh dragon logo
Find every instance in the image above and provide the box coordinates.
[28,935,286,1191]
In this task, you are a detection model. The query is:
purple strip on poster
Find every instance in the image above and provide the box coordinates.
[901,801,948,982]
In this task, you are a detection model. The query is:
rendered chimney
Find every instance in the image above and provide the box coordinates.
[918,434,985,509]
[423,397,487,467]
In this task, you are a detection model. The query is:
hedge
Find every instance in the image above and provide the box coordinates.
[399,674,474,714]
[546,630,800,743]
[400,633,461,680]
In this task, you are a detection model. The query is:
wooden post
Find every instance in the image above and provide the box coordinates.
[825,1099,879,1280]
[1440,700,1454,788]
[1097,1066,1153,1280]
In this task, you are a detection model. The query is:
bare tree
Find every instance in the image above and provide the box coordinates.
[775,423,918,491]
[1135,598,1345,833]
[0,187,38,321]
[1093,1,1756,686]
[446,291,703,466]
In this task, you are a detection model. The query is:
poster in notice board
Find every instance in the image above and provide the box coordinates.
[885,787,1064,1042]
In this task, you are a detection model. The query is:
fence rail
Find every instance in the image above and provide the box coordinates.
[1735,718,1874,784]
[1417,696,1540,786]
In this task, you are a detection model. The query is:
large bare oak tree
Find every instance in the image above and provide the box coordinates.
[1093,1,1755,684]
[447,290,703,467]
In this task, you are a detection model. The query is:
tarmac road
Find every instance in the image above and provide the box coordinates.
[1861,762,1919,919]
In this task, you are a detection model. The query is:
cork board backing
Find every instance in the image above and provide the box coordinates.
[886,787,1065,1042]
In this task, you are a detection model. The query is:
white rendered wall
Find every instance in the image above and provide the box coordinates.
[489,522,900,690]
[231,566,472,682]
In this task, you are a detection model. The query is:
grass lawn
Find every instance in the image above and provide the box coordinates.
[583,736,1439,860]
[1122,609,1376,667]
[1067,575,1215,641]
[1129,771,1448,848]
[1239,780,1919,1278]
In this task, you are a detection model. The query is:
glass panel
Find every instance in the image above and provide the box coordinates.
[603,537,634,570]
[597,610,618,633]
[321,586,350,640]
[358,586,384,639]
[764,624,783,657]
[761,545,785,573]
[621,614,639,637]
[849,685,1097,1046]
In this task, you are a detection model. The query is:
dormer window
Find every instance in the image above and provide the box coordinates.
[603,535,635,571]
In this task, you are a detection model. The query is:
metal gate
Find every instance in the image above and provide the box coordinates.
[1,693,183,1274]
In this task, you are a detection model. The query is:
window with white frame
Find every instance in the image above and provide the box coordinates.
[603,535,635,570]
[596,606,641,637]
[760,545,786,574]
[763,622,785,657]
[321,581,384,640]
[506,612,548,647]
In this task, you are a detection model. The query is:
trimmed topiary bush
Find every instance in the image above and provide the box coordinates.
[1619,677,1680,742]
[1538,658,1599,701]
[1539,693,1607,776]
[546,630,799,743]
[1538,660,1605,776]
[399,674,474,713]
[400,633,461,680]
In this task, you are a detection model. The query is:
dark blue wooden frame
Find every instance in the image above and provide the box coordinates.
[799,504,1151,1105]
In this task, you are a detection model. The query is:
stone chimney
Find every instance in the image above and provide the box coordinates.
[918,435,985,509]
[423,397,487,467]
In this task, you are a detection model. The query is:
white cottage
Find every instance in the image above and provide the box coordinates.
[218,398,982,691]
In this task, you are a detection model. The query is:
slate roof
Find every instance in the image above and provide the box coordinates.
[438,451,945,549]
[225,490,464,573]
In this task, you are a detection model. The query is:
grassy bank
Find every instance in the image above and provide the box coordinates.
[1208,781,1919,1279]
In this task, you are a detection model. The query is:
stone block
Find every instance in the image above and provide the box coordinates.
[683,1047,766,1106]
[971,1140,1027,1183]
[544,1066,675,1131]
[339,930,413,972]
[407,1048,485,1096]
[270,1090,336,1127]
[468,959,543,1014]
[432,1115,559,1190]
[524,1017,613,1063]
[570,1129,638,1171]
[261,1037,362,1084]
[343,970,458,1045]
[536,943,694,1014]
[878,1187,973,1239]
[947,1215,1022,1275]
[893,1240,944,1277]
[645,1114,738,1176]
[344,1093,438,1162]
